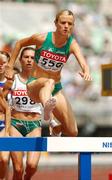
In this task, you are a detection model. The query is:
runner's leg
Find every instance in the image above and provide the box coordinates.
[53,90,78,136]
[24,127,41,180]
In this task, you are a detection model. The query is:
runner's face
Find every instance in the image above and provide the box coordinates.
[0,55,8,74]
[20,50,35,71]
[56,14,74,36]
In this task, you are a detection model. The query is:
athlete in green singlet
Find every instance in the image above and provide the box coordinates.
[5,10,92,136]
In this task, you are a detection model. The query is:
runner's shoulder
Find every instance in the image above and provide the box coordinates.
[31,33,47,44]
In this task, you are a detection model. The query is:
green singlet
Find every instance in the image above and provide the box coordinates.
[27,32,74,95]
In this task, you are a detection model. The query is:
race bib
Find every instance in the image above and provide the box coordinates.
[38,50,67,72]
[12,90,35,109]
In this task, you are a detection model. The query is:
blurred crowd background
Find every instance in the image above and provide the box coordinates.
[0,0,112,137]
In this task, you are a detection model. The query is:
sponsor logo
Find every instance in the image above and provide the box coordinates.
[102,142,112,148]
[12,90,27,96]
[41,50,67,63]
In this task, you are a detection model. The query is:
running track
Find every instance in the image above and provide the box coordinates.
[8,166,112,180]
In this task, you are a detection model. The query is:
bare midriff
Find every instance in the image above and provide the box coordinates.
[11,109,41,121]
[32,64,61,83]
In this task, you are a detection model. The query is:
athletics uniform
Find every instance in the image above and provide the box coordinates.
[8,74,42,136]
[27,32,74,95]
[0,79,7,131]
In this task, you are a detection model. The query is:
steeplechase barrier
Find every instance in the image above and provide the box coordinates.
[0,137,112,180]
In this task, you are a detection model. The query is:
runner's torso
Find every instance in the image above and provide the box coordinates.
[8,74,42,120]
[32,32,73,82]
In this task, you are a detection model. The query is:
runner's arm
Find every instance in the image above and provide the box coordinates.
[8,34,39,67]
[70,39,92,81]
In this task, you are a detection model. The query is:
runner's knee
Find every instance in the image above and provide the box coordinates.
[0,158,9,178]
[68,129,78,137]
[72,128,78,137]
[25,163,37,175]
[65,126,78,137]
[13,164,24,177]
[0,156,9,166]
[45,79,55,89]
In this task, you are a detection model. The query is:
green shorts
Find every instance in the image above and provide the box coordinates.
[27,76,62,96]
[11,118,42,137]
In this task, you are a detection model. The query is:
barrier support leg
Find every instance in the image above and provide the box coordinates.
[78,152,91,180]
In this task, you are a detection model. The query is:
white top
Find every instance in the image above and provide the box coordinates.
[8,74,42,114]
